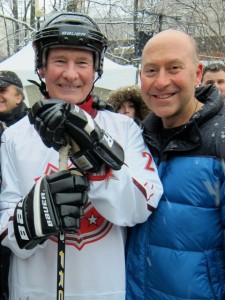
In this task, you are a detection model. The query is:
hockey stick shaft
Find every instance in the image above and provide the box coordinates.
[57,144,71,300]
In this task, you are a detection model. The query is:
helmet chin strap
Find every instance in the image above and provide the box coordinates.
[27,71,49,98]
[80,72,101,105]
[82,72,101,103]
[78,84,94,105]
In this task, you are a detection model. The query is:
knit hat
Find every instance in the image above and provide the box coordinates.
[0,71,23,89]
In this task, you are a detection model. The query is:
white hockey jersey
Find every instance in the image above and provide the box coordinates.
[0,107,163,300]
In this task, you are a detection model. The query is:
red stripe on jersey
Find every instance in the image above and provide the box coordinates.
[147,204,155,213]
[0,228,8,242]
[87,167,112,181]
[132,177,147,198]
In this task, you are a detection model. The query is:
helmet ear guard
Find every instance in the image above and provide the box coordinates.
[32,12,108,78]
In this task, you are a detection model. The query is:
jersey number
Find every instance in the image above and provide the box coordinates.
[142,152,155,171]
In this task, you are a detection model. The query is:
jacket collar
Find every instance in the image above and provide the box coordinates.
[0,101,29,127]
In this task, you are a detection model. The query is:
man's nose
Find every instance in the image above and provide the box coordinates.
[62,64,79,80]
[154,70,170,89]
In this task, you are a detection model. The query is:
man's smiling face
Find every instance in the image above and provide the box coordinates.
[0,85,23,114]
[39,47,95,104]
[140,30,203,128]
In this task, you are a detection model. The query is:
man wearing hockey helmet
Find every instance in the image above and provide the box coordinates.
[0,12,163,300]
[32,12,107,103]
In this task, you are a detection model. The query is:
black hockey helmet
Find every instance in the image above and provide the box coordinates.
[32,11,108,77]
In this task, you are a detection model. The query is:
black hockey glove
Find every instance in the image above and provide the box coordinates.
[28,99,124,173]
[28,99,68,150]
[14,170,89,250]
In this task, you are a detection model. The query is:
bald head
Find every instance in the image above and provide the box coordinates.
[139,29,203,128]
[142,29,199,64]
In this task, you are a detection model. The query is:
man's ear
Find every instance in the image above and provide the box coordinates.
[16,93,23,105]
[139,69,142,80]
[195,63,203,87]
[39,68,45,78]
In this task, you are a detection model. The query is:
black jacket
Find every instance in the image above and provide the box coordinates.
[0,101,29,128]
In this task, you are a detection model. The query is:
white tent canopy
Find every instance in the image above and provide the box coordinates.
[0,42,138,90]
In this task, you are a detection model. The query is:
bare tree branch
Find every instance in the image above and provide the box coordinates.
[0,13,35,31]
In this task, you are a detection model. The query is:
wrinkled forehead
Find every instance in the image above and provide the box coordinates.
[47,46,94,57]
[43,46,95,65]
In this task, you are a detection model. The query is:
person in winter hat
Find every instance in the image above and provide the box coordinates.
[107,85,149,124]
[0,70,29,128]
[0,70,29,300]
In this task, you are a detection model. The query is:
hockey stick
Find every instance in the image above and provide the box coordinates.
[57,139,82,300]
[57,144,71,300]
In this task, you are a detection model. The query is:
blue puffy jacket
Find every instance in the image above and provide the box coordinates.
[126,85,225,300]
